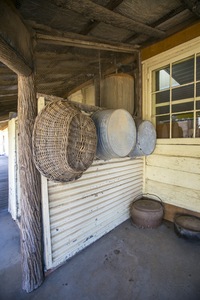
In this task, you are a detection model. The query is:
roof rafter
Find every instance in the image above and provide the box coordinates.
[52,0,165,39]
[80,0,124,35]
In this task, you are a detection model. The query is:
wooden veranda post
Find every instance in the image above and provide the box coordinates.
[18,75,44,292]
[0,1,44,292]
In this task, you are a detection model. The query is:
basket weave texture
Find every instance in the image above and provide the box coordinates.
[32,100,97,182]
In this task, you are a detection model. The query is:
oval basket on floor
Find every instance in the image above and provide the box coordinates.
[32,100,97,182]
[130,197,164,228]
[174,215,200,241]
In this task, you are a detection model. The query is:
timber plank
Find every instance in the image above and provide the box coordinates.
[146,154,200,174]
[145,180,200,213]
[146,165,200,191]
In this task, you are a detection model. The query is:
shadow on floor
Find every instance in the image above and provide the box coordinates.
[0,211,200,300]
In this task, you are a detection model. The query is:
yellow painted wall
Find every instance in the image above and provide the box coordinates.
[141,21,200,61]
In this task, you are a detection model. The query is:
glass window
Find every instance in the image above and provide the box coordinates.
[154,66,170,92]
[172,102,194,113]
[196,55,200,81]
[172,113,193,138]
[172,84,194,101]
[196,112,200,137]
[172,57,194,85]
[155,90,170,104]
[156,115,170,138]
[196,82,200,97]
[197,101,200,109]
[152,55,200,138]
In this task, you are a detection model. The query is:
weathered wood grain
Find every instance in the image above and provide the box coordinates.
[53,0,165,38]
[0,1,33,76]
[0,36,32,76]
[18,74,44,292]
[146,180,200,213]
[36,32,137,53]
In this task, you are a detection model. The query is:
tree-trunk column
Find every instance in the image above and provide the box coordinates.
[18,74,44,292]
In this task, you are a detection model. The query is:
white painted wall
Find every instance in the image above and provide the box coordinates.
[8,118,20,220]
[0,128,8,156]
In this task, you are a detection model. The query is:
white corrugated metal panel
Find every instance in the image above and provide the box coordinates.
[45,157,143,269]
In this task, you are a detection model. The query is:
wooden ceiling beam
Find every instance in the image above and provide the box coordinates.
[36,31,138,53]
[125,5,187,43]
[80,0,124,35]
[181,0,200,17]
[0,1,33,76]
[52,0,165,38]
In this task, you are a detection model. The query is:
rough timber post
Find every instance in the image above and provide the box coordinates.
[18,75,44,292]
[0,0,44,292]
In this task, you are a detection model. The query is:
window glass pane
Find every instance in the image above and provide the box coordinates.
[172,84,194,101]
[156,115,170,138]
[172,113,193,138]
[196,82,200,97]
[156,106,169,115]
[196,112,200,137]
[155,90,170,104]
[153,66,170,92]
[197,101,200,109]
[172,102,194,113]
[196,55,200,81]
[172,57,194,85]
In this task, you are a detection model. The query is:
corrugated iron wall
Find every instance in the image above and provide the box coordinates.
[44,157,143,269]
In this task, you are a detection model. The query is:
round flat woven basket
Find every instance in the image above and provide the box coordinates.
[32,100,97,182]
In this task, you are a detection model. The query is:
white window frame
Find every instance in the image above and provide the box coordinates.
[142,36,200,145]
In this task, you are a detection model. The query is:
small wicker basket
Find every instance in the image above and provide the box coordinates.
[32,100,97,182]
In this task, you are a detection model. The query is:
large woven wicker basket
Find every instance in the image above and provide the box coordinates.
[32,100,97,182]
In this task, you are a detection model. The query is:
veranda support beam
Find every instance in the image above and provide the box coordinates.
[53,0,165,39]
[0,1,33,76]
[18,74,44,292]
[0,36,32,76]
[36,32,137,53]
[0,1,44,293]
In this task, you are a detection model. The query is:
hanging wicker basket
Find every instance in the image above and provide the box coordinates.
[32,100,97,182]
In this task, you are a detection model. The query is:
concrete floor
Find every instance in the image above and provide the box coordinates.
[0,211,200,300]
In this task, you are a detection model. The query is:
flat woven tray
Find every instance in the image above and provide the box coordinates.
[32,100,97,182]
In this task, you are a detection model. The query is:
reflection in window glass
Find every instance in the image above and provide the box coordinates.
[196,55,200,81]
[197,101,200,109]
[172,57,194,85]
[154,66,170,91]
[172,84,194,101]
[172,102,194,113]
[172,113,193,138]
[155,90,170,104]
[156,106,169,115]
[196,112,200,137]
[156,115,170,138]
[196,82,200,97]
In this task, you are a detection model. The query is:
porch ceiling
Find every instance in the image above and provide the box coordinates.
[0,0,199,128]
